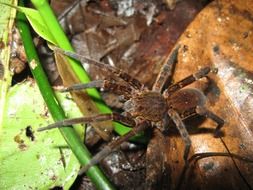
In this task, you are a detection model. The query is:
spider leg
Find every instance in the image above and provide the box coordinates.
[58,0,82,22]
[37,113,136,132]
[52,46,143,89]
[60,79,133,99]
[152,45,180,92]
[196,106,224,137]
[163,67,212,97]
[168,109,191,162]
[78,120,150,175]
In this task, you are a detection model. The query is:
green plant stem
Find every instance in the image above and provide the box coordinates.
[16,1,115,190]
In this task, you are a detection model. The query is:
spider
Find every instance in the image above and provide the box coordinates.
[38,45,224,174]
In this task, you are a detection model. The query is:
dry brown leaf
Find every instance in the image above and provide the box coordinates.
[165,0,253,189]
[54,53,113,141]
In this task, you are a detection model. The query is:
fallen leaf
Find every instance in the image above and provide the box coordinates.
[54,52,114,142]
[166,0,253,189]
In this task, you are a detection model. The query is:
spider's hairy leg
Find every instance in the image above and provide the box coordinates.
[152,45,180,92]
[52,46,143,89]
[60,79,133,99]
[189,152,253,164]
[57,0,82,21]
[168,109,191,161]
[78,120,150,175]
[196,106,224,137]
[163,67,212,96]
[37,113,136,132]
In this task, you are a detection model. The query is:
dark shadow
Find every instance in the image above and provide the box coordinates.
[164,115,225,137]
[11,64,33,86]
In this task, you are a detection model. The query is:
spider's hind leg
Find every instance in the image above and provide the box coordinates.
[196,106,224,137]
[78,120,150,175]
[168,109,192,162]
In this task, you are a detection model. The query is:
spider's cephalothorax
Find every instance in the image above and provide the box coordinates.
[38,45,224,174]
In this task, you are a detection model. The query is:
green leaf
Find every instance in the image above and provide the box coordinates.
[0,0,17,130]
[0,2,57,44]
[0,80,84,189]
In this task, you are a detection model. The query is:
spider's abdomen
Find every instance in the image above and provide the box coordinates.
[167,88,206,117]
[123,91,168,122]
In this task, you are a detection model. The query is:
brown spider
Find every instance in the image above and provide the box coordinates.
[38,45,224,174]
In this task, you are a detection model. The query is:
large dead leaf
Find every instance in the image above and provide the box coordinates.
[166,0,253,189]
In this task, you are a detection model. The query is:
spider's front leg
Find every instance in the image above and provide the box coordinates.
[152,45,180,92]
[60,79,134,99]
[152,44,216,94]
[52,46,143,89]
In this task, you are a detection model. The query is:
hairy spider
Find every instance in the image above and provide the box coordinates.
[38,45,224,174]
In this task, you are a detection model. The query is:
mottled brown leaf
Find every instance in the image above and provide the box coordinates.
[166,0,253,189]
